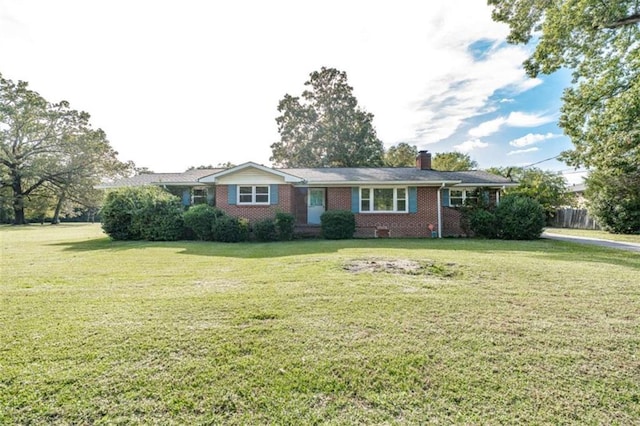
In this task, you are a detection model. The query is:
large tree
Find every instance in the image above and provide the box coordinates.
[0,74,127,224]
[384,142,418,167]
[432,152,478,171]
[487,166,574,220]
[488,0,640,171]
[270,67,384,168]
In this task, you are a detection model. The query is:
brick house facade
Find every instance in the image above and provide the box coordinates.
[102,151,514,238]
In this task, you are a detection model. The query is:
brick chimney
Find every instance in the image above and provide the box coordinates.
[416,150,432,170]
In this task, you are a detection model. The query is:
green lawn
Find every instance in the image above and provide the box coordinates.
[545,227,640,244]
[1,224,639,424]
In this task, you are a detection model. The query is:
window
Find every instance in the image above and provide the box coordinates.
[238,185,270,204]
[449,188,477,207]
[360,187,407,213]
[192,188,207,205]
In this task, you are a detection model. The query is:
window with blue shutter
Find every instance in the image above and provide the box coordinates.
[182,189,191,206]
[228,185,237,205]
[351,187,359,213]
[408,187,417,213]
[441,188,450,207]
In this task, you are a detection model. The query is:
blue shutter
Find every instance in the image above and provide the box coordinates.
[228,185,237,205]
[351,187,359,213]
[441,188,450,207]
[408,187,417,213]
[270,184,279,205]
[182,189,191,206]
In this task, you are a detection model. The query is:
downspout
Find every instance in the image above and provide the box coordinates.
[437,183,444,238]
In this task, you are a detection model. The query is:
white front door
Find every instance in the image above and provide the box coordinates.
[307,188,325,225]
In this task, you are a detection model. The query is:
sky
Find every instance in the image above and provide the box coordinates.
[0,0,585,183]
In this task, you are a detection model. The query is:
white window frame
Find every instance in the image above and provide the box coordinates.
[359,187,408,213]
[237,185,270,205]
[192,188,207,205]
[449,188,478,207]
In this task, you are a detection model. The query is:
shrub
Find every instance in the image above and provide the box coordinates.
[585,168,640,234]
[320,210,356,240]
[135,198,185,241]
[101,186,184,241]
[212,216,249,243]
[183,205,226,241]
[495,195,546,240]
[253,218,278,242]
[275,212,295,241]
[469,209,498,239]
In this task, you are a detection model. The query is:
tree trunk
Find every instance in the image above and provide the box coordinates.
[12,174,26,225]
[52,192,66,225]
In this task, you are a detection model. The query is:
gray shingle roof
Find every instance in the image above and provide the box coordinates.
[278,167,513,185]
[98,169,223,188]
[100,166,513,188]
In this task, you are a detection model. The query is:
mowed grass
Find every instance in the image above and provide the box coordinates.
[1,224,639,424]
[546,227,640,244]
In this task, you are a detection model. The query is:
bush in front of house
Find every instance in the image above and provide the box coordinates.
[494,195,546,240]
[253,218,279,242]
[320,210,356,240]
[468,208,499,239]
[212,216,249,242]
[183,204,226,241]
[275,212,295,241]
[101,186,184,241]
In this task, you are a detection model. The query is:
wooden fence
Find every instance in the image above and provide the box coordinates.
[552,208,600,230]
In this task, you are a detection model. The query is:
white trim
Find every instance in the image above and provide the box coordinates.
[437,184,443,238]
[359,187,408,213]
[237,185,270,205]
[303,180,462,186]
[199,162,304,183]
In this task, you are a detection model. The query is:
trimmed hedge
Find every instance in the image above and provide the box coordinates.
[320,210,356,240]
[253,218,278,242]
[275,212,295,241]
[495,195,546,240]
[183,205,226,241]
[101,186,184,241]
[212,216,249,243]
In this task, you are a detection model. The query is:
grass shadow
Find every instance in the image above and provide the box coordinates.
[50,236,640,271]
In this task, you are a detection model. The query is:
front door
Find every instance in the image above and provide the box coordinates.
[307,188,325,225]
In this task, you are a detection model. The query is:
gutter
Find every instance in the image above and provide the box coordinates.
[437,183,444,238]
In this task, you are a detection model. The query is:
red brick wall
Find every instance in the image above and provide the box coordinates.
[216,185,295,223]
[215,184,468,237]
[326,187,442,238]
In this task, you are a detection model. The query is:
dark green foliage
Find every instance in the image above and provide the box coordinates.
[101,189,138,240]
[135,198,184,241]
[183,205,226,241]
[253,218,278,242]
[468,209,499,239]
[275,212,295,241]
[495,195,546,240]
[212,216,249,243]
[320,210,356,240]
[100,186,184,241]
[585,169,640,234]
[270,67,384,167]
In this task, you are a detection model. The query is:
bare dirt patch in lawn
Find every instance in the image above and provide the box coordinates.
[344,259,458,278]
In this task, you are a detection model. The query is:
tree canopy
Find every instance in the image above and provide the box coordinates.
[270,67,384,168]
[432,152,478,171]
[0,74,128,224]
[384,143,418,167]
[488,0,640,172]
[487,166,574,220]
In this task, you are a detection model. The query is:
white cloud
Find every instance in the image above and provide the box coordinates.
[509,132,560,147]
[454,139,490,153]
[508,147,539,155]
[469,112,556,138]
[0,0,545,170]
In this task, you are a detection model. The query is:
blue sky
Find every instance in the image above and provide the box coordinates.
[0,0,585,183]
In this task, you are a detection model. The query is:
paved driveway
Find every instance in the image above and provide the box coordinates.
[542,232,640,253]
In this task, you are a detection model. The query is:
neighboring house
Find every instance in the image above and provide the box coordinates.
[100,151,515,237]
